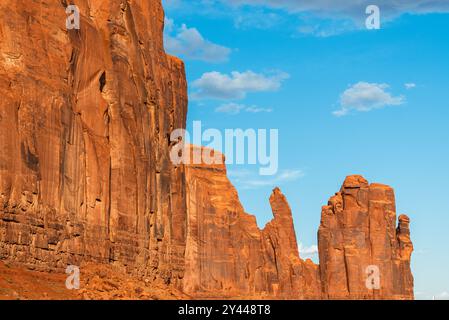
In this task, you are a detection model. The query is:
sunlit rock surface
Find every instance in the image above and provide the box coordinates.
[0,0,413,300]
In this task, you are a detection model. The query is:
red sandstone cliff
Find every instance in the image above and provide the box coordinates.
[183,146,321,299]
[0,0,414,300]
[0,0,187,286]
[318,175,414,299]
[182,147,413,299]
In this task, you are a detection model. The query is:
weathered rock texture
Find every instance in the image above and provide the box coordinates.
[0,0,187,286]
[183,148,413,299]
[183,146,321,299]
[318,175,414,299]
[0,0,413,300]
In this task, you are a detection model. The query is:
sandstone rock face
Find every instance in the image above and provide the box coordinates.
[318,175,414,299]
[0,1,414,300]
[183,146,321,298]
[0,0,187,285]
[183,152,413,299]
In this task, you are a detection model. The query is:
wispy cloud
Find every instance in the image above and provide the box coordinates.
[164,1,449,37]
[228,169,304,189]
[435,291,449,300]
[166,0,449,17]
[298,242,319,260]
[333,82,405,117]
[215,103,273,115]
[192,70,289,100]
[215,102,245,115]
[164,18,231,63]
[245,106,273,113]
[226,0,449,16]
[234,10,284,29]
[415,290,449,300]
[295,18,356,37]
[405,83,417,90]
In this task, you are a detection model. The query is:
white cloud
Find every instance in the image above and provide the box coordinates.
[167,1,449,37]
[226,0,449,18]
[229,169,304,189]
[234,10,283,29]
[298,242,319,259]
[415,290,449,300]
[333,82,405,117]
[294,16,357,37]
[164,18,231,63]
[215,103,273,114]
[165,17,176,33]
[192,70,289,100]
[285,0,449,36]
[215,102,245,114]
[435,291,449,300]
[167,0,449,17]
[405,83,417,89]
[414,248,427,255]
[245,106,273,113]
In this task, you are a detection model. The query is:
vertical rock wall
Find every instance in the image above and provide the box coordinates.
[318,175,414,299]
[0,0,187,286]
[0,1,414,299]
[183,148,413,299]
[183,146,321,299]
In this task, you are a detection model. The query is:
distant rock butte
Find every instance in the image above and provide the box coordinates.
[183,147,413,299]
[318,175,414,299]
[0,0,413,299]
[183,146,321,299]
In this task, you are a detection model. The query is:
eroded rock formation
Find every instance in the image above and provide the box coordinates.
[0,0,187,286]
[183,149,413,299]
[318,175,414,299]
[0,0,414,300]
[183,146,321,299]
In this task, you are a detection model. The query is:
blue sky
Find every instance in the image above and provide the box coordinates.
[162,0,449,300]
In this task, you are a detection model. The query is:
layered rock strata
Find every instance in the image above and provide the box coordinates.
[318,175,414,299]
[0,0,187,286]
[183,148,413,299]
[183,146,321,299]
[0,0,414,299]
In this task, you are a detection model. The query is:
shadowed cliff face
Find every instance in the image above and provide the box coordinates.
[0,1,413,299]
[0,0,187,285]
